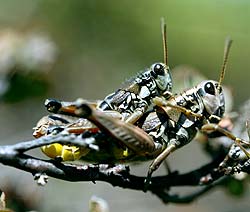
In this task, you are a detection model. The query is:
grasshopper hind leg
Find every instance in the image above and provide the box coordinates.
[144,143,177,191]
[76,103,161,154]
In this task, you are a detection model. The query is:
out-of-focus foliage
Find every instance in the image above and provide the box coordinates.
[0,30,57,102]
[1,71,49,102]
[223,178,246,197]
[0,181,40,212]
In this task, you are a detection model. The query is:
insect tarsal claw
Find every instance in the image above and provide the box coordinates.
[143,175,152,192]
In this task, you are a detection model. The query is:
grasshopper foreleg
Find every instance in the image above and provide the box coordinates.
[201,123,250,159]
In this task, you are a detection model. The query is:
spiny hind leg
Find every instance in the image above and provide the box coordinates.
[144,127,194,190]
[144,143,177,190]
[75,103,162,156]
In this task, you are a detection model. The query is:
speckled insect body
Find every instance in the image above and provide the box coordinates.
[34,38,237,186]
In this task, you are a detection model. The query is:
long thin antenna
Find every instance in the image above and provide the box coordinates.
[161,17,168,66]
[218,37,233,87]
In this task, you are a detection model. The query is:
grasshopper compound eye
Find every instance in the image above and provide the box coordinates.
[153,63,165,76]
[204,82,216,95]
[150,63,165,78]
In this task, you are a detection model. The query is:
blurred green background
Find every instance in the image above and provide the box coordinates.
[0,0,250,211]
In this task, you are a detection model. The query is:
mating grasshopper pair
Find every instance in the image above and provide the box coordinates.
[33,20,249,187]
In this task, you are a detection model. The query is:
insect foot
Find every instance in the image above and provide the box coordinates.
[144,143,177,191]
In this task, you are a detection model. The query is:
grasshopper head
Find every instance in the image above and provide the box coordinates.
[197,80,225,120]
[150,62,172,94]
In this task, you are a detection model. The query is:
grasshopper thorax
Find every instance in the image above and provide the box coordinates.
[197,80,225,120]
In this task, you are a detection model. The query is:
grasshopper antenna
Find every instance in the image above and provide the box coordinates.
[161,17,168,66]
[218,37,233,88]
